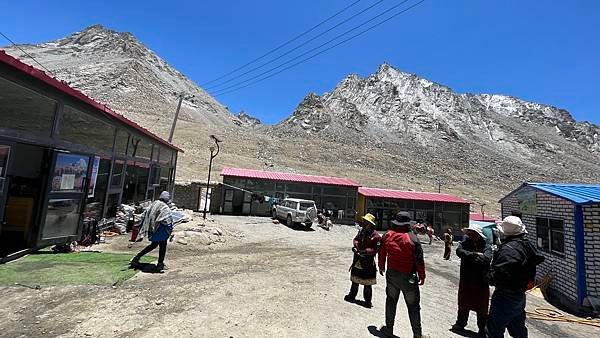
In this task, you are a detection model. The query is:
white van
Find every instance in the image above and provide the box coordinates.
[272,198,317,228]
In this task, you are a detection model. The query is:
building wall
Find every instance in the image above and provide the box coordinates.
[501,187,578,303]
[583,204,600,299]
[173,182,202,211]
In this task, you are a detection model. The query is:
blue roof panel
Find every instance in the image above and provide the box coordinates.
[528,183,600,204]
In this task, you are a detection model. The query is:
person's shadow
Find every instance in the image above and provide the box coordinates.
[367,325,395,338]
[127,263,164,274]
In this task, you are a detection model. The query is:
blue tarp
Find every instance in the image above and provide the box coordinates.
[469,220,497,245]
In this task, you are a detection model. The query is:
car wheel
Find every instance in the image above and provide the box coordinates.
[287,215,293,227]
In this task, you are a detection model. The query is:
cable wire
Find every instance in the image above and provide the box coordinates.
[0,31,57,77]
[212,0,424,97]
[205,0,385,91]
[200,0,364,87]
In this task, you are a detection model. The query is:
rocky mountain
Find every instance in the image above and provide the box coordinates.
[3,26,598,210]
[274,63,600,186]
[2,24,240,126]
[235,111,262,127]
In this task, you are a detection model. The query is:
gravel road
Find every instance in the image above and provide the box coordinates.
[0,215,597,338]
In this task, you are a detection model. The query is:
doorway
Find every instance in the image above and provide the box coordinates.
[0,143,47,257]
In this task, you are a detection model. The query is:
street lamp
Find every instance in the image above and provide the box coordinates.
[203,135,222,219]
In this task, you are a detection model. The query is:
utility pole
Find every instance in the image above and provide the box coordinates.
[480,203,487,220]
[203,135,222,219]
[168,93,194,143]
[435,177,445,193]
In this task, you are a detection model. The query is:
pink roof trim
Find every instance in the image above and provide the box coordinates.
[220,167,360,187]
[469,213,496,222]
[0,50,182,152]
[358,187,470,204]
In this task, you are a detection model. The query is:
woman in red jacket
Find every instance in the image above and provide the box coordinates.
[344,213,381,308]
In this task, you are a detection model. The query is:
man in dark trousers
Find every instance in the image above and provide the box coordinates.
[486,216,545,337]
[451,224,491,336]
[130,191,174,272]
[378,212,429,338]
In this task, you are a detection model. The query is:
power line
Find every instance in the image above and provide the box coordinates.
[205,0,385,91]
[211,0,424,97]
[200,0,364,87]
[0,31,57,77]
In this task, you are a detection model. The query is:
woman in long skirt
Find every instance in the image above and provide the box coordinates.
[344,213,381,308]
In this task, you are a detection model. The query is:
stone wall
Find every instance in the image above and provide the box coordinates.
[501,187,578,303]
[583,204,600,300]
[173,182,202,211]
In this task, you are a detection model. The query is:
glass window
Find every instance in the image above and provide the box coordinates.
[111,159,125,188]
[84,157,110,221]
[323,186,346,196]
[129,136,152,160]
[286,183,312,193]
[114,130,129,156]
[0,77,56,137]
[159,147,171,165]
[537,217,564,254]
[414,200,434,210]
[105,193,119,218]
[61,106,115,153]
[0,145,10,178]
[443,203,464,212]
[442,212,462,230]
[276,183,285,192]
[42,199,82,239]
[322,196,349,211]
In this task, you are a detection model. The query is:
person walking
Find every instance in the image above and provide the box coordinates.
[344,213,381,308]
[426,223,434,245]
[486,216,545,338]
[443,228,453,260]
[451,224,491,336]
[130,191,174,272]
[378,212,429,338]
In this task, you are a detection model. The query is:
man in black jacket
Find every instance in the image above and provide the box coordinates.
[486,216,545,338]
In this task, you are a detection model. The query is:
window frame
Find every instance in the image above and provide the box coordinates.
[535,217,565,256]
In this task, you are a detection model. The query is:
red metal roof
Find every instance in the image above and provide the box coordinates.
[0,50,182,152]
[358,187,470,204]
[220,167,360,187]
[469,213,496,222]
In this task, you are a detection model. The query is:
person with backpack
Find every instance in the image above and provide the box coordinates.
[451,224,491,336]
[378,212,429,338]
[344,213,381,308]
[130,191,174,272]
[486,216,545,337]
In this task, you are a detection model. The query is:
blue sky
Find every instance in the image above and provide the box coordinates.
[1,0,599,125]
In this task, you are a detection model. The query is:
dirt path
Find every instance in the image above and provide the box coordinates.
[0,216,597,337]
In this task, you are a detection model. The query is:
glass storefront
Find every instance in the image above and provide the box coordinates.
[220,176,357,220]
[365,197,469,231]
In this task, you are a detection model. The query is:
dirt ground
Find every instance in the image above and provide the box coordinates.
[0,215,598,338]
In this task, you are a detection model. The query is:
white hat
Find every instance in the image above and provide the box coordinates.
[159,191,171,201]
[500,216,527,236]
[462,224,485,240]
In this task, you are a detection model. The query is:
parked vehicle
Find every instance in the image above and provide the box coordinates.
[272,198,317,228]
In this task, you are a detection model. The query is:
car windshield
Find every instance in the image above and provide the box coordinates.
[299,202,314,211]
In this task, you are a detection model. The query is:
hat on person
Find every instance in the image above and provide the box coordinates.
[500,216,527,236]
[159,191,171,202]
[462,224,485,240]
[391,211,412,227]
[361,213,376,227]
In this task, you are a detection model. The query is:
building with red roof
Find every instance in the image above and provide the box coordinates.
[212,167,359,223]
[357,187,470,232]
[0,50,180,260]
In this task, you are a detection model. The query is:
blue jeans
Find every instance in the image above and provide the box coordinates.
[486,288,527,338]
